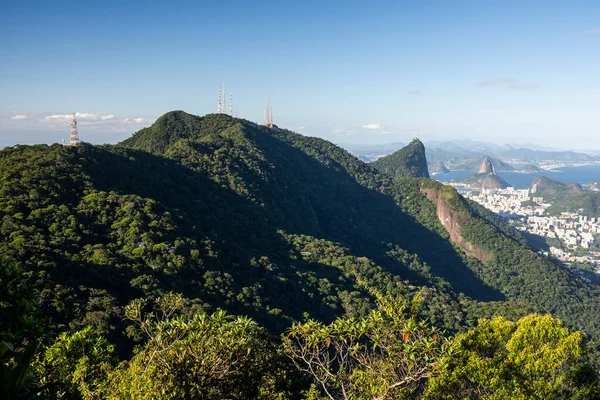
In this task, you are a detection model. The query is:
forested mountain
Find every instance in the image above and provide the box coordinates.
[3,111,600,398]
[371,138,430,178]
[531,176,600,217]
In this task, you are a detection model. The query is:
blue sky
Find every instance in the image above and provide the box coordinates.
[1,0,599,149]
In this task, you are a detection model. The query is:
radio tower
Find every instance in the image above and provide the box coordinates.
[230,94,233,116]
[70,113,79,146]
[264,95,273,127]
[235,101,239,117]
[222,84,226,114]
[218,87,222,113]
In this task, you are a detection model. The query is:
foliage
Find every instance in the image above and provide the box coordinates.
[0,257,42,399]
[105,293,294,399]
[424,314,600,399]
[284,292,449,399]
[34,327,116,399]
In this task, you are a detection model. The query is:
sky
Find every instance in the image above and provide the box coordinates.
[1,0,599,149]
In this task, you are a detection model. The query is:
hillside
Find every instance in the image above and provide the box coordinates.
[5,111,600,384]
[531,176,600,217]
[429,161,450,175]
[462,172,511,190]
[371,138,430,178]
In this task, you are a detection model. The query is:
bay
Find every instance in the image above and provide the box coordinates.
[435,164,600,189]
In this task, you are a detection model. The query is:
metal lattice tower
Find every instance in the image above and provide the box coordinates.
[69,113,79,146]
[218,87,222,113]
[230,94,233,116]
[222,84,226,114]
[264,95,273,127]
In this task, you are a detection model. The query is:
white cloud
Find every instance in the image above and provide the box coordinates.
[44,114,72,122]
[11,115,27,120]
[101,115,115,120]
[123,117,146,124]
[362,123,383,130]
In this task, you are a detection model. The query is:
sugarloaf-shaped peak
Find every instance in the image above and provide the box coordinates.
[478,157,496,174]
[371,138,429,178]
[119,111,242,154]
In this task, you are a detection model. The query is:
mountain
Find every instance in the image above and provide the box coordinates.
[429,161,450,175]
[371,138,430,178]
[5,111,600,372]
[530,176,600,217]
[530,176,585,198]
[517,163,544,172]
[462,172,511,190]
[348,140,599,174]
[478,157,496,174]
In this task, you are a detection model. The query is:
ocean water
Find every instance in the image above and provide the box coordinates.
[435,164,600,189]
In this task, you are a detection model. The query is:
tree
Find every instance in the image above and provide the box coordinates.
[283,292,448,399]
[424,314,600,399]
[34,327,116,399]
[0,257,41,400]
[105,293,293,399]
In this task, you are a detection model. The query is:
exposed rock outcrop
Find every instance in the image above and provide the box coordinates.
[478,157,496,174]
[421,187,492,262]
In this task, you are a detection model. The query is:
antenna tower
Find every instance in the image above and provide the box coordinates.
[222,84,226,114]
[230,94,233,116]
[235,101,239,117]
[70,113,79,146]
[218,87,222,113]
[264,95,273,127]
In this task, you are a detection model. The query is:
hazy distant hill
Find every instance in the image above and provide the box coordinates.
[530,176,600,217]
[348,139,599,172]
[430,161,450,175]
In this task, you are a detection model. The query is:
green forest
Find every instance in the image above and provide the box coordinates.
[3,111,600,398]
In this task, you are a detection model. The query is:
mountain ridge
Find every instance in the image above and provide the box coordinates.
[3,110,600,362]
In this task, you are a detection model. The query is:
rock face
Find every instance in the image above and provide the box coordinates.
[478,157,496,174]
[371,138,430,178]
[421,187,492,262]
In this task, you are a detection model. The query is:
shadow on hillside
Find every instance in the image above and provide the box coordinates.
[248,131,505,302]
[77,145,367,331]
[77,134,505,332]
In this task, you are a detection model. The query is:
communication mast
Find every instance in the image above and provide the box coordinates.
[263,95,273,127]
[69,113,79,146]
[230,94,233,116]
[222,84,226,114]
[218,87,222,113]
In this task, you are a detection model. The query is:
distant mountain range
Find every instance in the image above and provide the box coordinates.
[341,140,600,173]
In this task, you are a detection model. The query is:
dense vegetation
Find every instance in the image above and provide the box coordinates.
[3,111,600,398]
[371,138,430,178]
